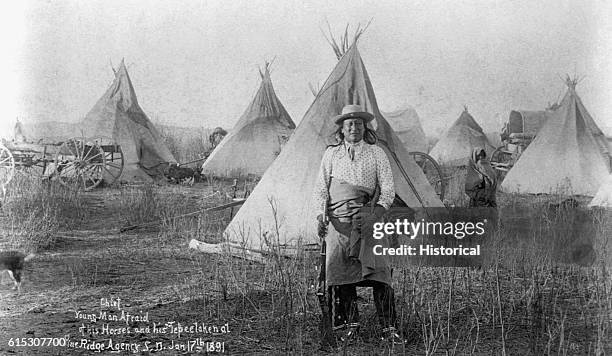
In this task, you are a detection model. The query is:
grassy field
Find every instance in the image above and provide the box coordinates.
[0,173,610,355]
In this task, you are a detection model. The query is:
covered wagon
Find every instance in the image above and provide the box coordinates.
[491,105,558,180]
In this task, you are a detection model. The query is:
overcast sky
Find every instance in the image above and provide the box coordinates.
[1,0,611,139]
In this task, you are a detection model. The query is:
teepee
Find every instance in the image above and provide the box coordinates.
[501,78,611,195]
[201,64,295,177]
[222,39,443,251]
[81,60,176,182]
[589,175,612,208]
[429,108,495,166]
[382,106,428,153]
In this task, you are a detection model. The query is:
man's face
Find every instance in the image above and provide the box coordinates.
[342,118,365,143]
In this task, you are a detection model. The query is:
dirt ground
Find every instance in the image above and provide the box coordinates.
[0,184,261,355]
[0,182,347,355]
[0,183,610,355]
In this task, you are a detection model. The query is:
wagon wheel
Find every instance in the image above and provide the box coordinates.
[490,146,515,182]
[90,136,124,186]
[0,143,15,188]
[54,137,106,191]
[409,151,445,201]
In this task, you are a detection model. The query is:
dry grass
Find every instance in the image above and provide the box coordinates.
[0,174,86,252]
[115,178,257,243]
[155,124,214,165]
[2,176,610,355]
[147,186,609,354]
[206,192,610,354]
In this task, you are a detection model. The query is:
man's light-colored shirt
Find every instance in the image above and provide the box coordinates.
[313,140,395,216]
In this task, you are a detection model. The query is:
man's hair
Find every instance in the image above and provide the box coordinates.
[328,125,377,148]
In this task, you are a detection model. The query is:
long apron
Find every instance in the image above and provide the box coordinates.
[325,178,393,286]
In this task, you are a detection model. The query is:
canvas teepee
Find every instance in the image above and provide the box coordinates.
[589,175,612,208]
[222,41,443,251]
[382,106,428,153]
[501,78,611,195]
[81,60,176,182]
[485,131,502,149]
[201,64,295,177]
[429,108,495,166]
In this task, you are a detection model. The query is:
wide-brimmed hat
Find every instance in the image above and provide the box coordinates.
[334,104,374,125]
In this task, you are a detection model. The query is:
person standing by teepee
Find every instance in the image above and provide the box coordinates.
[313,104,404,345]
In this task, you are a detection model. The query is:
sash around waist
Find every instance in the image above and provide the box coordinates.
[327,178,374,219]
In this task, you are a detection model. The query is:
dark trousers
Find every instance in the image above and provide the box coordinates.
[328,280,396,329]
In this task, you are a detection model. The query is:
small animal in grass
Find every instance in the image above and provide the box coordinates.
[0,251,35,291]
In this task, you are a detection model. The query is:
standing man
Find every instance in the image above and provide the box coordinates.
[313,104,403,344]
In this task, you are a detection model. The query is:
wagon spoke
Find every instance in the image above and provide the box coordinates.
[83,164,102,178]
[72,138,79,158]
[68,139,80,158]
[83,143,95,161]
[83,152,103,163]
[87,162,106,168]
[83,149,104,191]
[76,139,83,159]
[58,161,76,172]
[82,167,99,182]
[76,140,85,159]
[68,145,79,159]
[88,136,124,186]
[84,176,101,191]
[87,171,98,184]
[74,136,124,187]
[80,165,94,176]
[79,139,88,159]
[58,164,77,177]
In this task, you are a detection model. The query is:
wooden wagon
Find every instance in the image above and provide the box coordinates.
[0,137,124,191]
[490,108,556,180]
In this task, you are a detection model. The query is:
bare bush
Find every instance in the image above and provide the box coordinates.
[1,174,85,251]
